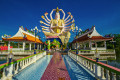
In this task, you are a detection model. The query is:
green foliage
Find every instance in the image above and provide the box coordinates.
[106,34,120,61]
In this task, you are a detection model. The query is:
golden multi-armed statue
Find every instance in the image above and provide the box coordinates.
[40,7,75,44]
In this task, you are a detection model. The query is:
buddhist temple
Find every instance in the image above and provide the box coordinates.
[72,26,113,50]
[2,26,43,51]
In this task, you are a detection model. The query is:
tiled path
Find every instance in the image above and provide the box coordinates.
[13,55,52,80]
[41,52,71,80]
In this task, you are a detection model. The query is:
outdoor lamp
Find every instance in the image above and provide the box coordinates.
[31,26,41,54]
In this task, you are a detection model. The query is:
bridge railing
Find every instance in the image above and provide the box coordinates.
[68,51,120,80]
[0,51,46,80]
[71,49,115,54]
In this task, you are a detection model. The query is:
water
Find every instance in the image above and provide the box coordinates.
[101,60,120,69]
[63,55,96,80]
[0,60,6,64]
[13,55,53,80]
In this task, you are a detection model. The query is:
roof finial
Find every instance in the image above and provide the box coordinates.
[56,7,60,12]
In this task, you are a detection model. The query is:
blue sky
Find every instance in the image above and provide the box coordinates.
[0,0,120,42]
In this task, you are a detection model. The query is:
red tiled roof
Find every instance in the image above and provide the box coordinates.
[72,35,113,43]
[2,33,43,44]
[90,36,113,40]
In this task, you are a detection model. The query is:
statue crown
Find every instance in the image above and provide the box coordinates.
[56,7,60,13]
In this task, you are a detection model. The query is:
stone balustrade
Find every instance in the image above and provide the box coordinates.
[68,51,120,80]
[71,50,116,60]
[0,51,46,80]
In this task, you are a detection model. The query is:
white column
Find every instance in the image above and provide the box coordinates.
[79,43,80,49]
[34,43,35,49]
[89,41,92,49]
[18,42,19,48]
[104,41,106,50]
[37,44,39,50]
[8,41,10,51]
[84,43,86,49]
[23,42,25,51]
[40,44,41,50]
[95,42,97,48]
[29,43,31,51]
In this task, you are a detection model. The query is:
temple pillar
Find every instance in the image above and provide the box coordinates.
[84,43,86,49]
[40,44,41,50]
[104,41,106,50]
[89,41,92,49]
[79,43,81,49]
[23,42,25,51]
[8,41,10,51]
[29,43,31,51]
[48,40,50,50]
[18,42,19,48]
[37,44,39,50]
[95,42,97,48]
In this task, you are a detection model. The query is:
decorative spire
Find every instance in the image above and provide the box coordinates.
[56,7,60,12]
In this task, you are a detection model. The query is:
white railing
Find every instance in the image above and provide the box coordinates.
[0,51,46,80]
[68,51,120,80]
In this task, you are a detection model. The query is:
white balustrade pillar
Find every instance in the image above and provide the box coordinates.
[29,43,31,51]
[95,64,101,77]
[33,55,36,63]
[8,64,13,80]
[112,72,116,80]
[101,67,105,79]
[1,68,6,80]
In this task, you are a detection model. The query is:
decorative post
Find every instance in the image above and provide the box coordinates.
[31,26,41,54]
[48,40,50,51]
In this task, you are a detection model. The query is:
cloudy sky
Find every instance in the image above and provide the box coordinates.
[0,0,120,42]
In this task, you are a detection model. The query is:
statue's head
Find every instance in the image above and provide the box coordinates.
[55,7,60,20]
[55,12,60,20]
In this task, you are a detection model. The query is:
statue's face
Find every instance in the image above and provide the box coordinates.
[55,12,60,20]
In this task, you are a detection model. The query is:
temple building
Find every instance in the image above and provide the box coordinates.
[2,26,43,51]
[72,26,113,50]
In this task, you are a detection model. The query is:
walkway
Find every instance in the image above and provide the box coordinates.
[13,55,53,80]
[41,52,70,80]
[63,55,96,80]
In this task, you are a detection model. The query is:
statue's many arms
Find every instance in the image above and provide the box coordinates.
[40,7,75,44]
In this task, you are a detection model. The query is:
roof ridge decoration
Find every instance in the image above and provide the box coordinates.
[77,26,94,38]
[89,26,102,38]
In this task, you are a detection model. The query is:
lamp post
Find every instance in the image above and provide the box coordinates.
[31,26,41,54]
[72,26,82,54]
